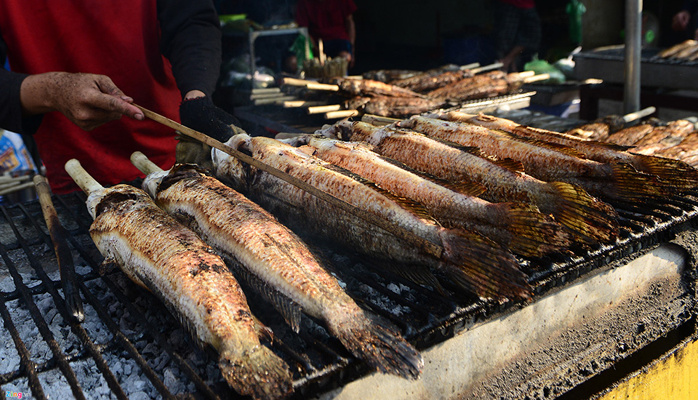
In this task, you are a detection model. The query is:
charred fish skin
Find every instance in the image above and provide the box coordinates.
[213,135,531,301]
[88,185,292,400]
[401,116,668,202]
[143,165,424,380]
[447,112,698,191]
[304,136,571,258]
[340,121,619,245]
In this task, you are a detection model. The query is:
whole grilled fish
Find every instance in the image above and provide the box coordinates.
[440,112,698,190]
[332,121,618,245]
[65,160,292,400]
[212,134,531,301]
[401,116,668,202]
[136,161,423,380]
[299,136,570,258]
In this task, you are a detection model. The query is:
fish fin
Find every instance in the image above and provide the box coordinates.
[376,261,445,294]
[494,203,572,258]
[325,306,423,380]
[545,181,619,244]
[219,345,293,400]
[224,256,303,333]
[633,153,698,190]
[324,163,439,223]
[437,229,532,301]
[610,162,671,201]
[491,158,526,173]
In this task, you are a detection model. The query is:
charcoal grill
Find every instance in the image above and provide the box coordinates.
[1,168,698,399]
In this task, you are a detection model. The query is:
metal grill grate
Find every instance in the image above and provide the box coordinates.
[1,182,698,399]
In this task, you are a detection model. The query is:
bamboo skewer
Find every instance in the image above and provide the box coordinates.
[325,110,359,119]
[471,62,504,74]
[133,104,444,259]
[34,175,84,322]
[307,104,342,114]
[623,106,656,123]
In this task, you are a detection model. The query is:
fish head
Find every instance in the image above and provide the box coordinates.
[212,134,252,191]
[141,170,170,198]
[85,187,108,219]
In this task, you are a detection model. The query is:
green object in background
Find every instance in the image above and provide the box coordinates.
[290,34,314,71]
[525,57,566,84]
[566,0,586,45]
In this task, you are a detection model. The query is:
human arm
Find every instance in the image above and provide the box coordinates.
[1,69,143,134]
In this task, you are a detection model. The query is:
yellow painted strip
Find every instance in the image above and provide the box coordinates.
[599,338,698,400]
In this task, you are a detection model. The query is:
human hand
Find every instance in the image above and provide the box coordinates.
[20,72,143,131]
[672,10,690,32]
[177,95,245,169]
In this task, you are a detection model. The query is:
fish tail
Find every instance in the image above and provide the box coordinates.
[438,229,532,300]
[494,203,571,258]
[219,346,293,400]
[634,154,698,190]
[544,182,619,244]
[611,162,670,201]
[327,307,423,380]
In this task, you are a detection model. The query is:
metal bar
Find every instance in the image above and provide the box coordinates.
[0,292,47,398]
[0,229,86,399]
[624,0,642,113]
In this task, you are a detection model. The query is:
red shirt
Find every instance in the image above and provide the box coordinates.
[498,0,535,9]
[0,1,181,193]
[296,0,357,42]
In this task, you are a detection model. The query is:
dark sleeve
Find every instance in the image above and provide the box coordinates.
[157,0,222,98]
[0,69,42,135]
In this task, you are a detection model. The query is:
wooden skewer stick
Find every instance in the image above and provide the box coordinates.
[623,106,656,123]
[305,82,339,91]
[133,104,444,259]
[522,73,550,84]
[471,62,504,74]
[361,114,401,126]
[283,100,326,108]
[65,159,103,195]
[0,181,34,196]
[325,110,359,119]
[307,104,342,114]
[459,62,480,70]
[130,151,164,175]
[34,174,84,322]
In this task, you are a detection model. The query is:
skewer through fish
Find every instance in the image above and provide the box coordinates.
[64,159,292,400]
[438,112,698,191]
[292,136,570,258]
[131,153,423,380]
[400,116,668,202]
[330,121,619,245]
[212,134,532,301]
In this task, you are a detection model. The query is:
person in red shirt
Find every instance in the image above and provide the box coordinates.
[295,0,357,67]
[0,0,238,194]
[494,0,541,72]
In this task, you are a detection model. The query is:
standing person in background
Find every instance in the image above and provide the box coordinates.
[671,0,698,41]
[0,0,239,194]
[493,0,542,72]
[295,0,357,68]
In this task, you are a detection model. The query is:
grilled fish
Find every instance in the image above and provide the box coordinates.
[335,78,424,98]
[212,134,531,301]
[299,136,570,258]
[64,160,292,400]
[135,160,423,380]
[391,69,475,93]
[439,112,698,190]
[332,121,618,245]
[401,116,668,201]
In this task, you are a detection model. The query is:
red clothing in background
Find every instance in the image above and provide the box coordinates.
[0,1,181,193]
[497,0,535,9]
[296,0,357,42]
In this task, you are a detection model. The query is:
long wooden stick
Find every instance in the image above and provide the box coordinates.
[133,104,443,258]
[34,175,84,322]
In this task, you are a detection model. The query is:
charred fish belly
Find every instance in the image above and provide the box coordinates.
[140,164,423,380]
[302,136,570,258]
[212,134,531,301]
[82,184,292,400]
[400,116,667,202]
[335,121,619,245]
